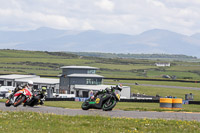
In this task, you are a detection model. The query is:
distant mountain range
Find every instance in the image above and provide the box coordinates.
[1,27,200,57]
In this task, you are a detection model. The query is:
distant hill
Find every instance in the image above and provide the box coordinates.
[69,52,197,60]
[1,27,200,57]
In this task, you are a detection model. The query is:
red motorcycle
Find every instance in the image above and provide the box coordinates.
[5,87,32,107]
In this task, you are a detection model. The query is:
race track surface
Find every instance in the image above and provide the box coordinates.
[0,103,200,121]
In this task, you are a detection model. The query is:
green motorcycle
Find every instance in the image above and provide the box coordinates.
[81,86,122,111]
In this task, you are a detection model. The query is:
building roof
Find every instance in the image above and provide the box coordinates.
[60,66,99,70]
[74,85,112,91]
[15,77,59,85]
[0,74,38,80]
[67,74,104,78]
[73,85,129,91]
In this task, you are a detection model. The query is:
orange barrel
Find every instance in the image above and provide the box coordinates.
[160,98,172,109]
[172,98,182,109]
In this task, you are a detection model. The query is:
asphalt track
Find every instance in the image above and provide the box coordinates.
[0,103,200,121]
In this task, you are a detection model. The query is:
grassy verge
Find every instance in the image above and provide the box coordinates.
[44,101,200,112]
[0,111,200,133]
[44,101,82,109]
[1,99,200,112]
[116,102,200,112]
[0,99,7,102]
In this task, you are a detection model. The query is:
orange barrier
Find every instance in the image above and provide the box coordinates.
[172,98,182,109]
[160,98,172,109]
[160,98,182,109]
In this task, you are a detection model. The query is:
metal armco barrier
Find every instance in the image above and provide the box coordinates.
[45,98,159,103]
[45,98,199,105]
[189,101,200,104]
[45,98,75,101]
[120,99,159,103]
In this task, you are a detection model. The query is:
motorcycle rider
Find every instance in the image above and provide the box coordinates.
[8,84,23,100]
[91,84,123,100]
[23,80,34,106]
[113,83,123,91]
[91,88,109,100]
[39,87,47,105]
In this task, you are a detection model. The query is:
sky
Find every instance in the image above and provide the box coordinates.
[0,0,200,35]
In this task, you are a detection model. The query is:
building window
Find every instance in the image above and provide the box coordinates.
[86,78,101,85]
[87,70,96,74]
[82,91,89,97]
[33,85,38,90]
[7,81,12,86]
[0,81,4,86]
[52,87,55,93]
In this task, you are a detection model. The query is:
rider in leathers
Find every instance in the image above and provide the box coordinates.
[91,84,122,100]
[23,80,34,106]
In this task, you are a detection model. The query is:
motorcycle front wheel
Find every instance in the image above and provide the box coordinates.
[5,99,11,107]
[81,102,90,110]
[13,95,26,107]
[102,99,116,111]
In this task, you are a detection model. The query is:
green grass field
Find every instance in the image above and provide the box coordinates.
[1,49,200,113]
[1,49,200,80]
[104,80,200,101]
[44,101,200,112]
[1,99,200,112]
[0,111,200,133]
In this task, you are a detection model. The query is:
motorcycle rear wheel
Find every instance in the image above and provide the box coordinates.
[13,95,26,107]
[5,99,11,107]
[102,100,116,111]
[81,102,90,110]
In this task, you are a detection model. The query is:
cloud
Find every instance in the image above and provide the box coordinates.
[0,0,200,35]
[95,0,114,11]
[81,21,94,30]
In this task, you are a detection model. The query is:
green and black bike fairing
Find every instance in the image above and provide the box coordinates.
[82,89,120,110]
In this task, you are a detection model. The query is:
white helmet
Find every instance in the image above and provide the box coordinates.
[117,83,123,91]
[117,83,123,89]
[27,80,33,86]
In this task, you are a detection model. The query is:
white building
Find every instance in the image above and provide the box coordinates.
[0,71,131,99]
[155,63,170,67]
[59,66,131,99]
[0,74,59,98]
[15,77,59,93]
[72,84,131,99]
[0,74,39,86]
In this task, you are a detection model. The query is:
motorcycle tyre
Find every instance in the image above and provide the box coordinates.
[27,95,40,107]
[13,95,26,107]
[29,102,35,107]
[81,102,90,110]
[102,100,116,111]
[5,99,11,107]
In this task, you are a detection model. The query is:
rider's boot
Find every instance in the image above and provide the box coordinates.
[39,100,44,105]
